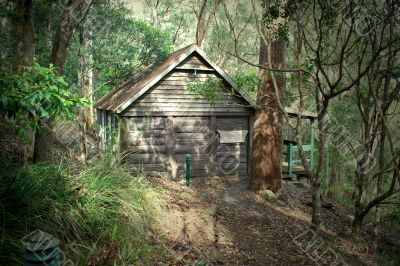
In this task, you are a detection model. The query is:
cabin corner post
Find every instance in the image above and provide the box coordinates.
[96,109,104,150]
[114,114,121,155]
[164,116,177,180]
[208,116,217,177]
[120,116,130,161]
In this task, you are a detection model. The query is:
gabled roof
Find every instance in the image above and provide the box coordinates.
[94,44,256,113]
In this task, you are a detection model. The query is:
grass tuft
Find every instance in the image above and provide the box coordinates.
[0,152,159,265]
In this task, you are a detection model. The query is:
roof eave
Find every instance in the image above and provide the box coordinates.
[115,45,197,113]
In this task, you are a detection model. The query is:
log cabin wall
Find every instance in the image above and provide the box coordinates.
[119,52,254,178]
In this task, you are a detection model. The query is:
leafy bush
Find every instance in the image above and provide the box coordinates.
[0,60,88,131]
[0,153,158,265]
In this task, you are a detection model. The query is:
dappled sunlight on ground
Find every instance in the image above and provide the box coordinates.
[147,175,379,265]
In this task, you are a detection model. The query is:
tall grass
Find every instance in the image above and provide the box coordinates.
[0,152,159,265]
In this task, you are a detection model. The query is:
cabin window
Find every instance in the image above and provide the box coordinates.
[217,130,248,143]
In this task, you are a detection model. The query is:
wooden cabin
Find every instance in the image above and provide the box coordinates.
[94,44,316,179]
[94,44,256,178]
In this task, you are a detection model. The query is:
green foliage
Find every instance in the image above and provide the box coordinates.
[73,1,173,97]
[0,60,88,129]
[0,153,158,265]
[233,71,259,97]
[187,72,258,105]
[187,77,225,105]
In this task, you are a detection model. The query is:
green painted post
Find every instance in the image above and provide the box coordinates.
[185,154,191,187]
[287,143,293,175]
[310,119,315,170]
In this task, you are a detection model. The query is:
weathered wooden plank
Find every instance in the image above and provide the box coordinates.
[132,102,243,109]
[129,129,165,138]
[174,117,209,122]
[129,122,165,131]
[158,80,191,86]
[175,132,209,140]
[129,144,166,153]
[217,117,248,131]
[149,89,199,95]
[128,116,164,124]
[135,91,245,103]
[166,72,213,78]
[164,116,177,179]
[175,146,208,154]
[136,97,244,105]
[175,138,208,145]
[123,112,253,118]
[175,125,210,133]
[163,76,211,82]
[130,137,165,146]
[137,98,208,104]
[126,107,250,113]
[136,95,203,100]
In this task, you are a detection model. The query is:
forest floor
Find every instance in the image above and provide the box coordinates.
[144,175,398,266]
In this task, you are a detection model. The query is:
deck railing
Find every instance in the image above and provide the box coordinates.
[286,142,313,175]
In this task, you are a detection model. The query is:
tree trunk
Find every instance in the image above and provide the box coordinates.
[310,94,328,236]
[195,0,220,49]
[249,36,284,193]
[33,118,54,163]
[352,209,364,238]
[15,0,35,163]
[79,20,94,131]
[33,0,94,163]
[327,155,338,199]
[16,0,34,68]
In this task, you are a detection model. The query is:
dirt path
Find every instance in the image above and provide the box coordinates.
[147,176,378,265]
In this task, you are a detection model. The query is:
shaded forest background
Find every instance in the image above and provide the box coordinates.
[0,0,399,265]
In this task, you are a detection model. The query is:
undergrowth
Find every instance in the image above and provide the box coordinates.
[0,152,159,265]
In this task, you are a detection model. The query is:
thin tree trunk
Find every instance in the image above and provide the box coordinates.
[79,20,94,131]
[195,0,220,49]
[33,0,94,163]
[16,0,34,68]
[310,92,328,236]
[249,35,284,193]
[327,158,338,200]
[15,0,34,163]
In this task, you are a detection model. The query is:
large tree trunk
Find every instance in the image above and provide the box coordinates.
[33,0,94,163]
[249,36,284,193]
